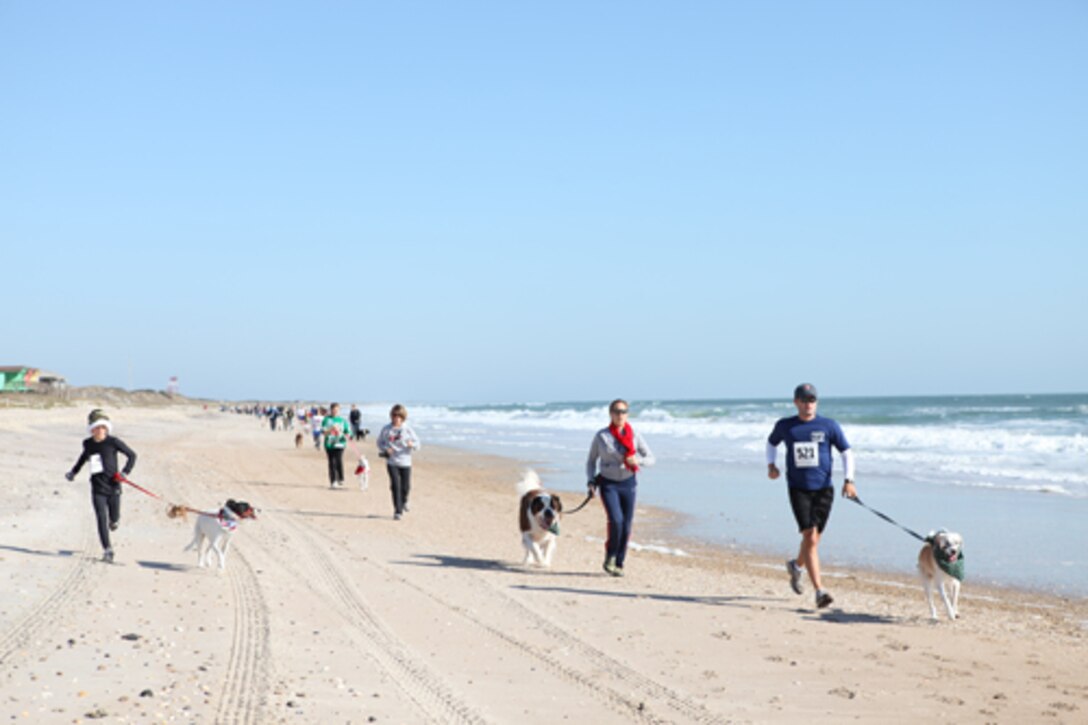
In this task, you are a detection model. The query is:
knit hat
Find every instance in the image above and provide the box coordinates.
[87,408,112,434]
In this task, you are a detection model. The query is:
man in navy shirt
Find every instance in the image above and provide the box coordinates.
[767,383,857,609]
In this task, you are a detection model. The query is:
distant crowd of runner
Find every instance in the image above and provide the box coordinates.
[224,403,369,445]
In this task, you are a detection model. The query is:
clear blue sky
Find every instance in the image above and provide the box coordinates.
[2,1,1085,403]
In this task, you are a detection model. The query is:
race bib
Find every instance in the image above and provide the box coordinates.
[89,454,104,474]
[793,441,818,468]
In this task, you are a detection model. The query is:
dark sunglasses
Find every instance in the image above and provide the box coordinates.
[610,408,629,415]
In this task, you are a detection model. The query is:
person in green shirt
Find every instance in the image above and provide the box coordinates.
[322,402,350,488]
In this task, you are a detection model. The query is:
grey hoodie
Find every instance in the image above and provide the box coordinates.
[586,426,655,483]
[377,423,420,467]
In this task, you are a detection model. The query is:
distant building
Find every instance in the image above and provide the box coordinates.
[0,366,67,393]
[167,376,180,395]
[0,366,32,392]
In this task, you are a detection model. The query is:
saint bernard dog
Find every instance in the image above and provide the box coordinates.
[518,469,563,567]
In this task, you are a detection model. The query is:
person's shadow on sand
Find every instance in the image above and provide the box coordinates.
[511,583,783,610]
[400,554,598,577]
[398,554,525,573]
[259,507,385,521]
[0,544,81,559]
[135,560,191,573]
[803,610,904,625]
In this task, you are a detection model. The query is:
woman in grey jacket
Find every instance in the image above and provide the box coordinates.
[586,399,655,576]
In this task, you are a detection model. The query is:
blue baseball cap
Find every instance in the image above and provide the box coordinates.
[793,383,818,401]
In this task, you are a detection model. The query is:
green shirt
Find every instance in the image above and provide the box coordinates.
[321,415,349,450]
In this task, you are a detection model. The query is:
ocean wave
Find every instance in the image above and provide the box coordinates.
[388,403,1088,456]
[364,399,1088,497]
[584,536,690,557]
[937,479,1085,498]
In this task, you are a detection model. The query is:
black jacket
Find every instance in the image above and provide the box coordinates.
[70,436,137,492]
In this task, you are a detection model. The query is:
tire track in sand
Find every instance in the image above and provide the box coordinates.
[283,514,723,725]
[237,451,722,723]
[212,548,271,725]
[0,525,95,668]
[276,515,488,725]
[360,544,727,725]
[155,454,271,725]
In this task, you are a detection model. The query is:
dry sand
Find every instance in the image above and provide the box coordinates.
[0,403,1085,724]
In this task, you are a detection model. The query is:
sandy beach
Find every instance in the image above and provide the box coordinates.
[1,402,1085,724]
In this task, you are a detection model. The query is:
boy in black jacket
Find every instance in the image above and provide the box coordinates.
[65,409,137,562]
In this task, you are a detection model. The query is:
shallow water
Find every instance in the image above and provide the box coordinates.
[356,394,1088,597]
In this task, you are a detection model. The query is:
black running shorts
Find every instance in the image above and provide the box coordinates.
[788,486,834,534]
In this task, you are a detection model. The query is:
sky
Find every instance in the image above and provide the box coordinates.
[2,1,1085,404]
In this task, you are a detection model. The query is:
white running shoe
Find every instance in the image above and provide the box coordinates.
[786,559,804,595]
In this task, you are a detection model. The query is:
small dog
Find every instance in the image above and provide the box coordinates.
[184,500,257,570]
[518,470,563,567]
[294,432,304,448]
[354,454,370,490]
[918,529,964,621]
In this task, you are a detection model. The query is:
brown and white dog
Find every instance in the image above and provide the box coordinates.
[518,470,563,567]
[294,432,304,448]
[918,529,964,621]
[184,500,257,570]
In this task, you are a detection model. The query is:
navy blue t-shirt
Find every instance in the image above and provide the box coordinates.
[768,415,850,491]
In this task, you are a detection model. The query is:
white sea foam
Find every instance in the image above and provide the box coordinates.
[370,401,1088,497]
[583,536,690,557]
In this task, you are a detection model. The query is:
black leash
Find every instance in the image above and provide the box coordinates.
[850,496,926,542]
[565,491,595,515]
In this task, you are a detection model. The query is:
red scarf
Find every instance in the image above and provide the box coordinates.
[609,424,640,472]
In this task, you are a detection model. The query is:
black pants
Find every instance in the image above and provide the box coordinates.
[387,464,411,515]
[326,447,345,484]
[92,488,121,550]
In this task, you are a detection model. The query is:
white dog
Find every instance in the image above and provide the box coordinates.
[184,500,257,570]
[517,470,563,567]
[354,454,370,490]
[918,529,964,621]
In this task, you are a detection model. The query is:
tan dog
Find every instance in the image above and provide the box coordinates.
[918,529,964,621]
[517,470,563,567]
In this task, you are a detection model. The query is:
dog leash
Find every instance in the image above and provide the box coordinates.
[565,491,595,515]
[850,496,926,542]
[113,472,163,500]
[113,473,218,518]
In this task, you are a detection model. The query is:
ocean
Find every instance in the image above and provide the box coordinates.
[358,394,1088,597]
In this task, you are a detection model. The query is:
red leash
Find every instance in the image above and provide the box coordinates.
[114,472,164,499]
[113,473,218,517]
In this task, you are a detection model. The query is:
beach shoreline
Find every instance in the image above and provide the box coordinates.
[382,394,1088,598]
[1,402,1085,723]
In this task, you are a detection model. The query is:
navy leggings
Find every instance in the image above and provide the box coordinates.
[599,475,637,568]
